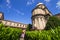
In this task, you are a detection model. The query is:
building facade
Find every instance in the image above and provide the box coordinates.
[31,3,52,30]
[0,3,53,30]
[0,12,27,30]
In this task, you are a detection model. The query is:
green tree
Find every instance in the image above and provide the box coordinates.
[26,24,32,31]
[45,16,60,30]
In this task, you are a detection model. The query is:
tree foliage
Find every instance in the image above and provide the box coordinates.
[45,16,60,30]
[26,24,32,31]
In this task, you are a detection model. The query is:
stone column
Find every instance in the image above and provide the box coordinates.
[32,19,35,29]
[35,18,39,29]
[35,18,38,29]
[41,17,46,29]
[38,17,45,30]
[42,17,46,29]
[38,17,42,29]
[32,18,38,29]
[34,18,36,27]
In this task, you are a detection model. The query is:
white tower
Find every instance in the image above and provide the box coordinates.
[31,3,52,30]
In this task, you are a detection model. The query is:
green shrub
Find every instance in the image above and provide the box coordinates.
[46,16,60,30]
[26,24,32,31]
[25,16,60,40]
[25,26,60,40]
[0,23,22,40]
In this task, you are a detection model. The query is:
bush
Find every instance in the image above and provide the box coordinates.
[0,23,22,40]
[25,26,60,40]
[46,16,60,30]
[26,24,32,31]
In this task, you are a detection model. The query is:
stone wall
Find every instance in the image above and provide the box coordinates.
[0,20,27,29]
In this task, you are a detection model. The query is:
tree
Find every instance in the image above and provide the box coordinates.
[26,24,32,31]
[45,16,60,30]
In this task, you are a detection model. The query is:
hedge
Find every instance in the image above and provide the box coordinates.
[25,16,60,40]
[25,26,60,40]
[0,23,22,40]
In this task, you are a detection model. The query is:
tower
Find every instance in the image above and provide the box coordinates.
[31,3,52,30]
[0,12,4,20]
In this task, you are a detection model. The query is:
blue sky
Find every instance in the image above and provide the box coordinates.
[0,0,60,24]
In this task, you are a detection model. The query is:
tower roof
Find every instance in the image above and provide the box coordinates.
[36,3,43,6]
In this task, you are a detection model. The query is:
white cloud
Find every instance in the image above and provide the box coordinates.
[6,0,10,4]
[15,10,24,15]
[13,8,24,15]
[44,0,50,2]
[6,0,24,15]
[6,0,11,8]
[56,1,60,9]
[27,0,35,5]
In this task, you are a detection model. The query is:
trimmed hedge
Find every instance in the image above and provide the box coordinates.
[25,26,60,40]
[0,23,22,40]
[25,16,60,40]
